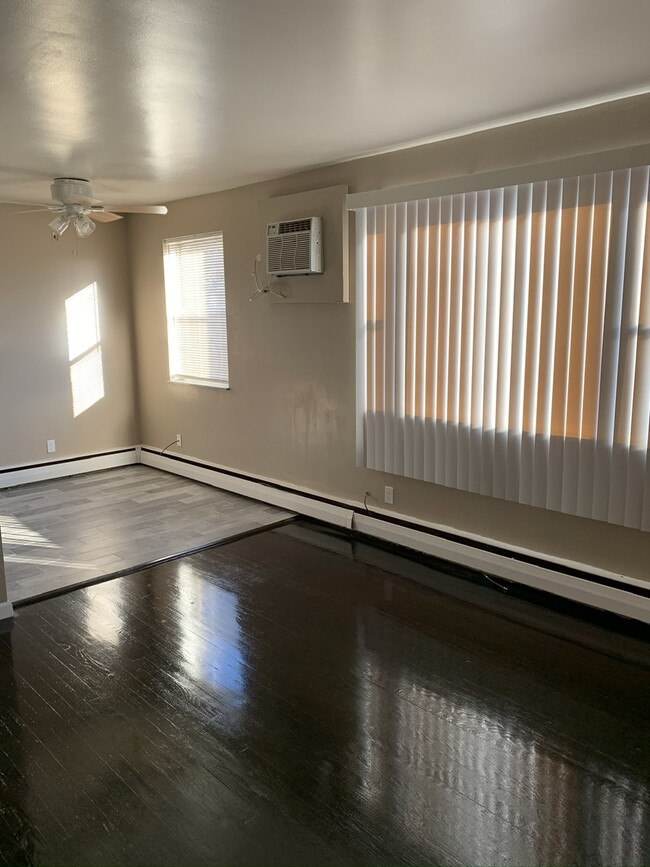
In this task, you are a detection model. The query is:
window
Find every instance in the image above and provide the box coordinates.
[65,282,104,417]
[355,166,650,530]
[163,232,229,388]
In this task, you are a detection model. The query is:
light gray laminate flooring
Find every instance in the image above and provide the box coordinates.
[0,465,294,603]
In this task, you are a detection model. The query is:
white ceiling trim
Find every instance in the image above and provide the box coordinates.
[332,84,650,170]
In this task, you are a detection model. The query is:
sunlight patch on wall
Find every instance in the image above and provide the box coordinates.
[70,347,104,418]
[65,282,105,417]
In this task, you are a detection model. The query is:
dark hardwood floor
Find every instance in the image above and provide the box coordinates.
[0,520,649,866]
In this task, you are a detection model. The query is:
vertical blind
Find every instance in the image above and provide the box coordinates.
[163,232,229,387]
[355,166,650,530]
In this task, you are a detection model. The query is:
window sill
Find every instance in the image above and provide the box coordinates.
[169,378,230,390]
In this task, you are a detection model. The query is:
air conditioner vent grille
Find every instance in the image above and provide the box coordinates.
[267,235,312,272]
[279,218,311,234]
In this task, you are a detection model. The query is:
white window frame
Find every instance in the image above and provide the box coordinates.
[163,231,230,389]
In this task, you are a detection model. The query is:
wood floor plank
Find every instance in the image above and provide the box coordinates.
[1,466,293,603]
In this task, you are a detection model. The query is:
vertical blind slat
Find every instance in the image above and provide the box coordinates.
[459,192,477,492]
[395,203,407,475]
[507,184,532,502]
[470,190,490,494]
[375,209,385,469]
[423,199,440,481]
[415,200,429,480]
[448,194,464,489]
[361,208,371,467]
[496,185,517,501]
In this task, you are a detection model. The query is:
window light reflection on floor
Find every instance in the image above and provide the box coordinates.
[84,581,124,647]
[176,561,246,700]
[4,554,94,570]
[0,516,59,549]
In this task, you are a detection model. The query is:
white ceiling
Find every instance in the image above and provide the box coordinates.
[1,0,649,206]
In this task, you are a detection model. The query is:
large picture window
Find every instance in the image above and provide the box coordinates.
[163,232,229,388]
[355,166,650,530]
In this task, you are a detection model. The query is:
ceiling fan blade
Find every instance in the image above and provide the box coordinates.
[103,204,168,215]
[0,206,60,215]
[0,199,52,207]
[76,196,100,207]
[90,211,123,223]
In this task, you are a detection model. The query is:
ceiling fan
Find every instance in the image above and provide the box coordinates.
[6,178,168,239]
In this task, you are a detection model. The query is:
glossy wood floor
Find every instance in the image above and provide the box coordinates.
[0,521,649,866]
[0,466,293,603]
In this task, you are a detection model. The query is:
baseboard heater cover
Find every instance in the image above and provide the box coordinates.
[140,447,650,626]
[140,448,353,529]
[353,514,650,625]
[0,448,138,490]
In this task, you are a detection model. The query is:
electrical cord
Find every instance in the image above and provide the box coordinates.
[363,490,378,514]
[250,257,287,301]
[482,572,510,593]
[160,439,179,456]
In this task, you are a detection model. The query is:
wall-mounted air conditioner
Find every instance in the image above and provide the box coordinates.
[266,217,323,276]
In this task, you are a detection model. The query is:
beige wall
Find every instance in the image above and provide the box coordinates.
[129,95,650,582]
[0,207,138,468]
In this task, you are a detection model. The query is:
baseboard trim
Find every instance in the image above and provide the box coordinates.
[141,446,650,625]
[0,448,138,490]
[0,601,14,621]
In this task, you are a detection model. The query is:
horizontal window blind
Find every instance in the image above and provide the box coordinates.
[356,166,650,530]
[163,232,229,387]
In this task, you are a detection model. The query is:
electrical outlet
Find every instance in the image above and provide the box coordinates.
[255,253,262,262]
[46,439,56,454]
[384,485,394,505]
[176,434,183,447]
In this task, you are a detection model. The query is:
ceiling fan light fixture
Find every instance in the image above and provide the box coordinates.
[49,214,70,237]
[15,178,168,237]
[74,214,96,238]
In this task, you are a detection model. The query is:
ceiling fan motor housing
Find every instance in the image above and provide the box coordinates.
[51,177,93,205]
